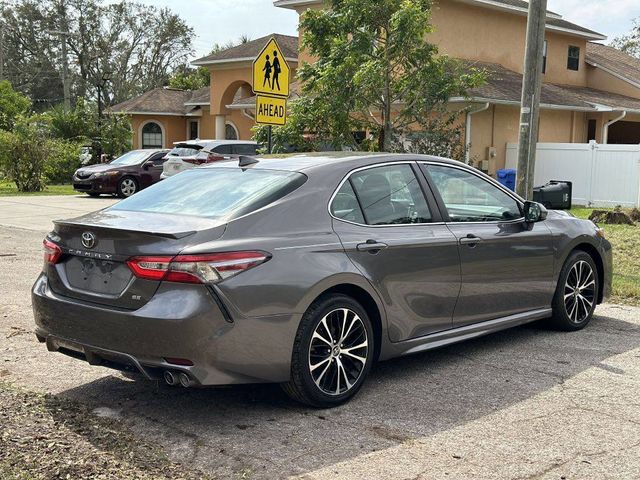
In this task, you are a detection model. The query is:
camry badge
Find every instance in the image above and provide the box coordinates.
[81,232,97,249]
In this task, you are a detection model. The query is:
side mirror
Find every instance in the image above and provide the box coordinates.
[523,201,548,223]
[142,161,153,170]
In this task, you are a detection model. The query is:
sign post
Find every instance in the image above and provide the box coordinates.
[252,37,291,154]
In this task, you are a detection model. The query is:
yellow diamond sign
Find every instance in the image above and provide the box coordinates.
[252,37,291,98]
[255,95,287,126]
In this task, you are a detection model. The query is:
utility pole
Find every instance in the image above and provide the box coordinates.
[48,29,71,109]
[516,0,547,199]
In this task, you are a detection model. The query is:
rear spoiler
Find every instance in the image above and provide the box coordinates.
[53,220,196,240]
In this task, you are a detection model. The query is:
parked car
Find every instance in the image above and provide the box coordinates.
[72,149,169,198]
[34,154,612,407]
[160,140,258,179]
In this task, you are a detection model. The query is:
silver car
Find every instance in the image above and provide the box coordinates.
[32,153,612,407]
[160,140,258,178]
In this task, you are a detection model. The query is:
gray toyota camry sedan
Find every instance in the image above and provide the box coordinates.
[32,153,612,407]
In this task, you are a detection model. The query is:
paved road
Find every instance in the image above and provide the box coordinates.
[1,196,639,479]
[0,195,118,232]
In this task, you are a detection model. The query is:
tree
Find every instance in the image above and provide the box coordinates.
[1,0,194,107]
[612,18,640,58]
[0,81,32,130]
[168,66,210,90]
[296,0,484,153]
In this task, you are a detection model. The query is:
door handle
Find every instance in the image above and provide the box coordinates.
[356,240,388,253]
[459,234,482,246]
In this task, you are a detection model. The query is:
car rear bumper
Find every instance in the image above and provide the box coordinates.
[31,274,297,385]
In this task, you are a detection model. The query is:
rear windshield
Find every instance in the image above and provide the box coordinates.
[166,144,203,158]
[108,167,307,219]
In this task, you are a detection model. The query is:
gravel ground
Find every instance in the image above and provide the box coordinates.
[1,204,640,479]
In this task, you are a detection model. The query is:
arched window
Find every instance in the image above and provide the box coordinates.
[225,123,239,140]
[141,121,163,149]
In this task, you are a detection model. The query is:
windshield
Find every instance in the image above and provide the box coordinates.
[108,167,307,219]
[110,150,151,166]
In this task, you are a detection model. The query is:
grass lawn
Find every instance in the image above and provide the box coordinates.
[0,180,76,196]
[571,207,640,306]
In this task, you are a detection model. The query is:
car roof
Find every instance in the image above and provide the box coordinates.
[200,152,464,173]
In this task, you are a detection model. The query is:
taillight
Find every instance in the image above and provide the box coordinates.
[182,157,203,165]
[43,238,62,265]
[127,251,269,284]
[207,153,225,163]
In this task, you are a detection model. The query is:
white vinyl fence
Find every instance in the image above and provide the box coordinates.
[505,141,640,207]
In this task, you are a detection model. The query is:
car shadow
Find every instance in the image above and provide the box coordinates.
[50,314,640,479]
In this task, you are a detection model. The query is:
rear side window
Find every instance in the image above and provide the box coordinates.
[331,181,365,224]
[233,144,258,155]
[109,168,306,219]
[212,145,233,155]
[332,164,432,225]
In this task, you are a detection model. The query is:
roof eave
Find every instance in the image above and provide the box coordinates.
[273,0,320,10]
[546,25,606,41]
[192,56,298,67]
[107,110,186,116]
[448,96,596,112]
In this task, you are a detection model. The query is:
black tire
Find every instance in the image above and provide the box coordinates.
[548,251,599,331]
[117,176,138,198]
[282,294,374,408]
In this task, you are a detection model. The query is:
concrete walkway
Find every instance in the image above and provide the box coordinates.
[0,195,119,232]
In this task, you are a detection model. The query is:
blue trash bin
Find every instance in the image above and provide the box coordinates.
[497,168,517,191]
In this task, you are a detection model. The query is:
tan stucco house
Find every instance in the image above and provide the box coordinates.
[111,0,640,173]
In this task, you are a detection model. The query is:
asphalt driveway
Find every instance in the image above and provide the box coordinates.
[1,196,639,479]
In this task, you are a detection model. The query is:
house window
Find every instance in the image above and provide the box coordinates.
[567,46,580,71]
[542,40,548,74]
[188,120,199,140]
[225,123,239,140]
[141,122,163,149]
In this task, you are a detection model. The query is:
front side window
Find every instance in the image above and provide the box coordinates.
[426,165,521,222]
[567,45,580,71]
[141,122,163,149]
[345,164,432,225]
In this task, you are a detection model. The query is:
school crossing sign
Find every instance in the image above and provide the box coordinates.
[252,37,290,126]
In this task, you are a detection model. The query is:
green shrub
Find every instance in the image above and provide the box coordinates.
[0,118,48,192]
[44,139,82,185]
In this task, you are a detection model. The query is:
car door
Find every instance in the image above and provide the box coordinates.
[330,162,461,342]
[140,152,167,187]
[421,162,555,327]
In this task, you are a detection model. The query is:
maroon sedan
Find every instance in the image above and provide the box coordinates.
[73,149,169,198]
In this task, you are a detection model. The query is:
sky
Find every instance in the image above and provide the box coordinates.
[129,0,639,60]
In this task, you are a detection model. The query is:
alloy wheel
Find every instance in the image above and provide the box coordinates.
[120,178,137,197]
[308,308,368,396]
[564,260,596,323]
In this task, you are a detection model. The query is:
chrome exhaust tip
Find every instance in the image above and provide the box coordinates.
[178,372,191,388]
[163,370,177,386]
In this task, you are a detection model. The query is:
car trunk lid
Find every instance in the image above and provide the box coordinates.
[46,211,225,309]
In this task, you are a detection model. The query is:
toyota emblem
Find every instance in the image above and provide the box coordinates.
[81,232,97,249]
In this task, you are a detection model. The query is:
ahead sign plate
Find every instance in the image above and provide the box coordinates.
[256,95,287,126]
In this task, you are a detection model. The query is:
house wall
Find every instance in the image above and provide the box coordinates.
[586,66,640,99]
[430,0,588,86]
[130,114,187,150]
[468,106,589,172]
